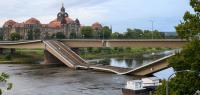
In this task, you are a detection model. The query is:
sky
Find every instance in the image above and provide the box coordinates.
[0,0,193,32]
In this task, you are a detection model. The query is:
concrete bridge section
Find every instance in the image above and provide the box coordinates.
[43,40,89,69]
[61,39,187,48]
[0,40,44,49]
[89,54,174,76]
[0,39,187,49]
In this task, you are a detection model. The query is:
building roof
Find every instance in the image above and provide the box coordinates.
[13,23,25,28]
[25,18,41,24]
[48,19,61,28]
[3,20,17,27]
[48,17,76,28]
[92,22,102,29]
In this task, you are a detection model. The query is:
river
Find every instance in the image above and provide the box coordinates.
[0,50,174,95]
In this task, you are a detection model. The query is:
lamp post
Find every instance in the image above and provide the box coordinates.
[82,34,85,39]
[166,70,200,95]
[150,20,154,39]
[140,33,143,39]
[103,31,105,40]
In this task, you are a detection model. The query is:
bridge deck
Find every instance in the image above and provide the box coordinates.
[44,40,89,69]
[0,39,187,48]
[90,64,132,74]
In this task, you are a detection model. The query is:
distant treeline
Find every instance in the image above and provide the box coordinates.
[111,28,178,39]
[81,27,178,39]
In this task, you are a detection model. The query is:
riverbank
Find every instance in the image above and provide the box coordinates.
[0,49,44,64]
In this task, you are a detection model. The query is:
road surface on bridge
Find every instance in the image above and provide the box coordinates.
[0,39,187,49]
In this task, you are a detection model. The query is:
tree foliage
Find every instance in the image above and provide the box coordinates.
[81,26,94,39]
[27,31,33,40]
[70,32,77,39]
[176,0,200,39]
[124,28,164,39]
[156,40,200,95]
[100,26,112,39]
[10,32,20,41]
[0,73,12,95]
[56,32,65,39]
[112,32,124,39]
[156,0,200,94]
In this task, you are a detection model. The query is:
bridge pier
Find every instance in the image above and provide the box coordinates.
[44,50,63,64]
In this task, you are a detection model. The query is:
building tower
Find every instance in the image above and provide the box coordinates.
[57,3,68,25]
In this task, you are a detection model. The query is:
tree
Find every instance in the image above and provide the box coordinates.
[175,0,200,39]
[10,32,20,41]
[51,34,56,39]
[156,39,200,95]
[156,0,200,94]
[112,32,124,39]
[125,28,143,39]
[0,73,12,95]
[0,36,3,41]
[33,29,41,40]
[70,32,77,39]
[143,30,152,39]
[152,30,163,39]
[27,31,33,40]
[56,32,65,39]
[81,26,94,39]
[100,26,112,39]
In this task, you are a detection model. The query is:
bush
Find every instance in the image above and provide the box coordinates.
[0,73,12,95]
[5,55,12,60]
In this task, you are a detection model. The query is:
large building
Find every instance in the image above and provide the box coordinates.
[2,4,82,40]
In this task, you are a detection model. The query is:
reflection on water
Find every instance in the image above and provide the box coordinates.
[90,50,174,68]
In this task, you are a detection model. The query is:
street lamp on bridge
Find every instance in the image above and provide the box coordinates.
[82,35,85,39]
[150,20,154,39]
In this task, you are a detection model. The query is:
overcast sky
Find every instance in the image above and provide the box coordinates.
[0,0,193,32]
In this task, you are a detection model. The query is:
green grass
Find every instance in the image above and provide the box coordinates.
[0,49,44,64]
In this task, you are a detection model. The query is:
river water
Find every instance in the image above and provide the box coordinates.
[0,50,174,95]
[88,50,173,69]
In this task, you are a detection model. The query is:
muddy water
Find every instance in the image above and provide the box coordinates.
[0,64,136,95]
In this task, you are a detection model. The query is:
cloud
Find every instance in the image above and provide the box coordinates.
[0,0,193,32]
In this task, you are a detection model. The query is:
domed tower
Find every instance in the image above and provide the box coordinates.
[57,3,68,25]
[75,19,80,26]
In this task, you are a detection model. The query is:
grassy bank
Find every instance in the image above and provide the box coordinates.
[80,47,171,59]
[0,49,44,64]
